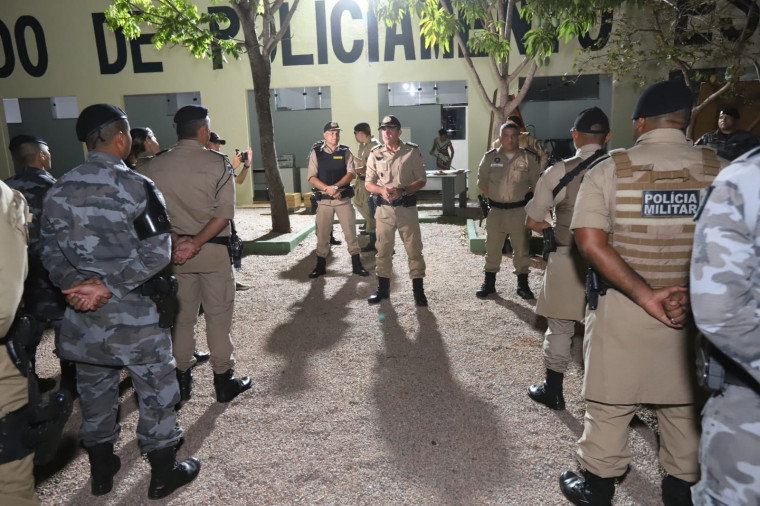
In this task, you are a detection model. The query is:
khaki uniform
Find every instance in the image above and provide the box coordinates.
[353,138,379,233]
[365,141,427,279]
[478,147,541,274]
[307,144,360,258]
[525,144,603,372]
[0,181,37,506]
[570,128,726,481]
[145,139,237,374]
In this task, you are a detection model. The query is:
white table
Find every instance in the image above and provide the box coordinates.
[425,170,469,215]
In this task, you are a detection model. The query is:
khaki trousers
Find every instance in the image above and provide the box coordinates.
[375,204,425,279]
[173,243,235,374]
[543,317,576,373]
[0,455,37,506]
[315,197,360,258]
[578,400,700,482]
[353,179,375,232]
[484,207,531,274]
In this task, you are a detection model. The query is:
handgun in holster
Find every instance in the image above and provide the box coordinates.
[585,266,608,310]
[141,275,179,329]
[542,227,557,262]
[310,193,318,213]
[368,194,378,219]
[477,194,490,219]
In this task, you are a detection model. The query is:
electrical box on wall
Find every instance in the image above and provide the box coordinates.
[166,92,202,115]
[3,98,22,124]
[50,96,79,119]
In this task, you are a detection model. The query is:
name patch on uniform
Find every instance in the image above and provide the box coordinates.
[641,190,700,217]
[333,156,344,160]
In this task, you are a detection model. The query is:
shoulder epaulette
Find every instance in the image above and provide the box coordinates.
[208,148,226,158]
[154,148,169,157]
[370,144,384,152]
[312,140,325,150]
[405,141,419,148]
[485,148,497,155]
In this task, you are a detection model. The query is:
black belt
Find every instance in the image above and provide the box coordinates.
[358,175,366,181]
[724,362,760,392]
[377,194,417,207]
[178,234,229,246]
[488,198,527,210]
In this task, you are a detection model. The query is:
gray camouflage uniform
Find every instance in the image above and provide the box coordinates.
[690,146,760,505]
[40,151,182,452]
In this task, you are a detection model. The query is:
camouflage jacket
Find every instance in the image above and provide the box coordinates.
[691,147,760,385]
[4,166,66,319]
[40,151,173,366]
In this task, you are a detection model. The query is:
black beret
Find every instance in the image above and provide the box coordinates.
[573,107,610,134]
[76,104,128,142]
[8,134,47,152]
[378,115,401,130]
[720,107,740,119]
[506,115,523,128]
[632,80,693,120]
[173,105,208,125]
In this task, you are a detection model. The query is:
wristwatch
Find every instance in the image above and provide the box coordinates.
[332,185,339,190]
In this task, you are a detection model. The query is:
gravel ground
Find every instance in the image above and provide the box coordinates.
[33,206,668,505]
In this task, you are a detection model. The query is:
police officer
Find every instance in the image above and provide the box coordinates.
[695,107,759,161]
[524,107,611,410]
[353,122,379,252]
[145,105,252,406]
[365,115,428,306]
[40,104,200,498]
[4,135,71,394]
[690,146,760,505]
[0,180,36,505]
[559,81,727,506]
[307,121,369,278]
[127,126,161,173]
[476,122,541,300]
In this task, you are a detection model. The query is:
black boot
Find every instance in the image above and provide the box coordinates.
[329,232,341,245]
[516,273,535,300]
[31,356,56,393]
[309,256,327,278]
[351,254,369,276]
[176,368,192,402]
[368,277,390,304]
[527,369,565,410]
[662,475,695,506]
[213,369,252,403]
[85,442,121,496]
[559,470,615,506]
[192,349,210,365]
[412,278,428,307]
[476,272,496,298]
[147,445,201,500]
[361,232,376,252]
[59,359,78,398]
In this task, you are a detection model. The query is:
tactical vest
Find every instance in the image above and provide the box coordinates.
[316,145,349,185]
[554,156,587,247]
[610,148,721,287]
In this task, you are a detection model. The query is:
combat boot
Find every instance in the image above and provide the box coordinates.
[361,232,377,252]
[559,470,614,506]
[527,369,565,410]
[176,368,192,402]
[368,277,390,304]
[309,256,327,278]
[329,232,341,246]
[662,475,695,506]
[351,254,369,276]
[476,272,496,298]
[516,273,535,300]
[412,278,428,307]
[213,369,252,403]
[146,445,201,500]
[85,442,121,496]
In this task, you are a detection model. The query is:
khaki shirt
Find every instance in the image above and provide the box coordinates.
[355,138,379,172]
[477,147,540,203]
[307,144,356,182]
[144,139,234,237]
[365,141,427,188]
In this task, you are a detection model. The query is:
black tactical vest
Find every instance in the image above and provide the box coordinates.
[316,145,349,185]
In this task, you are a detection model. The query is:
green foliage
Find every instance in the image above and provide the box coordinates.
[104,0,243,60]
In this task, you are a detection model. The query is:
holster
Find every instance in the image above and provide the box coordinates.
[310,193,318,213]
[542,228,557,262]
[2,315,36,377]
[140,275,179,329]
[585,266,608,310]
[368,194,378,218]
[697,335,760,395]
[477,194,490,219]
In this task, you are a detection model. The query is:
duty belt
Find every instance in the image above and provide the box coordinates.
[178,234,230,246]
[724,362,760,393]
[312,185,354,200]
[358,175,366,181]
[488,198,528,210]
[377,194,417,207]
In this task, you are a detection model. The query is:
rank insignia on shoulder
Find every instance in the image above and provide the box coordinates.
[486,148,497,155]
[405,141,419,148]
[370,144,383,152]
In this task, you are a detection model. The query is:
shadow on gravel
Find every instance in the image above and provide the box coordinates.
[372,307,513,503]
[493,296,543,331]
[265,276,361,394]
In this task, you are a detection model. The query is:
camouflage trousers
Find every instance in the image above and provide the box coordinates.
[692,385,760,505]
[77,358,183,453]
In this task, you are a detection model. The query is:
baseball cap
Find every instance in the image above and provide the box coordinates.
[573,107,610,134]
[632,80,693,120]
[209,131,226,145]
[323,121,341,132]
[76,104,128,142]
[378,115,401,130]
[720,107,740,119]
